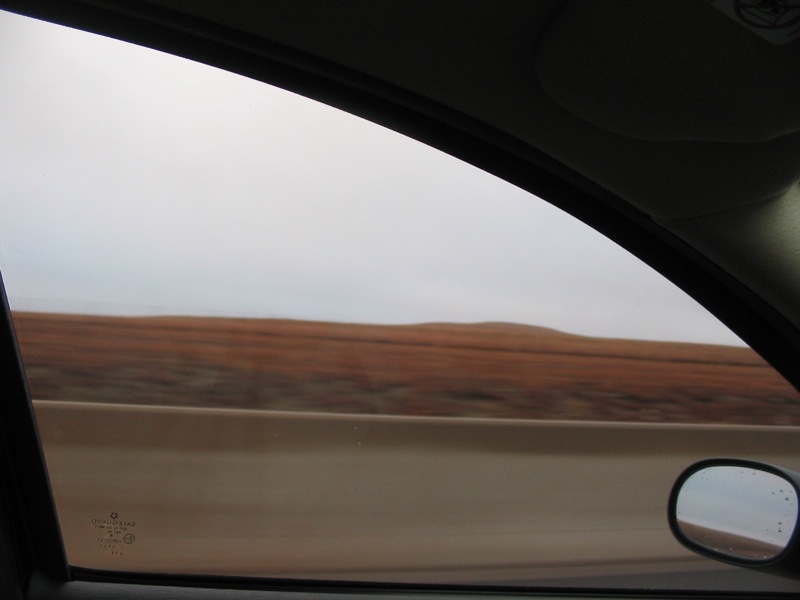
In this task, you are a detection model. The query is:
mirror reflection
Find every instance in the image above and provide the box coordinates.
[676,466,798,561]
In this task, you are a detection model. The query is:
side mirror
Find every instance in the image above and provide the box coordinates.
[669,459,800,579]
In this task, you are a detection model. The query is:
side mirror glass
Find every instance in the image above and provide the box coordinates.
[669,459,800,579]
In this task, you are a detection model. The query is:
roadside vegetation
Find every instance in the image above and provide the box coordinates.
[13,312,799,425]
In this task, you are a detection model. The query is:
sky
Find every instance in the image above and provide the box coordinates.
[0,9,745,346]
[678,466,798,549]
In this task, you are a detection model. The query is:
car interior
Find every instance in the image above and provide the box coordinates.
[2,1,800,599]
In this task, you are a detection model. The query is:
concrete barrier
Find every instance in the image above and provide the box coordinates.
[34,400,800,584]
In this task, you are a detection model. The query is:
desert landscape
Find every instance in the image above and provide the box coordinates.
[22,311,800,585]
[12,311,800,425]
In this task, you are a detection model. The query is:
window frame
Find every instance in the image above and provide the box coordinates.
[1,1,800,599]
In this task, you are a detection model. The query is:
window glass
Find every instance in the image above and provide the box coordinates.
[2,9,800,591]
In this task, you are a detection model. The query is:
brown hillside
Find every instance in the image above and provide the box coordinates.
[11,312,800,425]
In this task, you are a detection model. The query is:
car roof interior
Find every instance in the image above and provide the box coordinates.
[1,0,800,598]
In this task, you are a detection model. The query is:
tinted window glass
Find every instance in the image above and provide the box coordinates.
[2,9,800,591]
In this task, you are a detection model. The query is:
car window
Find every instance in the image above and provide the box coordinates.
[2,9,800,592]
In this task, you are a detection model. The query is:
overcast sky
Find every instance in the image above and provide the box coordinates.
[0,9,744,345]
[678,466,798,549]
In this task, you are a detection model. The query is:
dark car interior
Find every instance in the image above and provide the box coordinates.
[2,1,800,599]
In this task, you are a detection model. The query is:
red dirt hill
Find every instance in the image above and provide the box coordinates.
[11,312,800,425]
